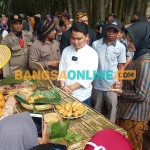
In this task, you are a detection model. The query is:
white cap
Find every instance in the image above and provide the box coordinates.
[35,14,41,18]
[69,18,73,21]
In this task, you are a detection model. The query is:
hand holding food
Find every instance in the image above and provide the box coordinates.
[55,101,86,118]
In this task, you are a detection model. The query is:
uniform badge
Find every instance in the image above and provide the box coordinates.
[14,15,18,19]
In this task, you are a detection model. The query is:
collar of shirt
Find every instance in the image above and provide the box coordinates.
[73,44,88,53]
[102,37,117,46]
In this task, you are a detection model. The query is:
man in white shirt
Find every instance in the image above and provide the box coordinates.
[58,22,98,105]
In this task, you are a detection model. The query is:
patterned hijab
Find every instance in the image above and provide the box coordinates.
[74,11,88,22]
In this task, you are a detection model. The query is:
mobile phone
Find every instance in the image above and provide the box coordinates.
[30,113,43,138]
[48,142,67,150]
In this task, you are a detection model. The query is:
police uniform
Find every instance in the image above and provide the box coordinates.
[1,14,34,77]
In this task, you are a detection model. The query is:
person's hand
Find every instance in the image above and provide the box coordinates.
[7,96,17,104]
[108,88,123,95]
[0,85,10,94]
[63,86,72,94]
[48,60,59,67]
[38,123,50,144]
[112,81,122,89]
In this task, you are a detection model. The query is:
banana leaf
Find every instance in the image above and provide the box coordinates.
[72,134,82,142]
[15,94,61,105]
[49,121,82,143]
[49,120,70,139]
[51,121,62,135]
[63,132,74,143]
[30,88,61,99]
[32,104,40,113]
[0,77,24,85]
[33,97,61,104]
[14,94,30,105]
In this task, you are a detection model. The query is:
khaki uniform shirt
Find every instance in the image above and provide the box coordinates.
[29,40,61,86]
[1,30,34,77]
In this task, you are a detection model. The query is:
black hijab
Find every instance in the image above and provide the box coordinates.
[126,21,150,60]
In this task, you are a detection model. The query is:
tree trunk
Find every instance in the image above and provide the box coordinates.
[118,0,124,20]
[100,0,105,21]
[81,0,86,11]
[89,0,92,27]
[57,0,60,14]
[136,0,142,12]
[105,0,109,8]
[86,0,90,17]
[77,0,81,9]
[113,0,119,17]
[140,0,146,16]
[71,0,74,17]
[91,0,98,28]
[126,0,137,24]
[108,0,113,13]
[73,0,78,13]
[67,0,72,18]
[145,1,150,17]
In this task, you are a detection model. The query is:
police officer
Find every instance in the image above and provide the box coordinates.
[1,14,34,78]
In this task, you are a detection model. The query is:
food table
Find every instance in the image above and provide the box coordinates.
[11,62,127,150]
[14,88,127,150]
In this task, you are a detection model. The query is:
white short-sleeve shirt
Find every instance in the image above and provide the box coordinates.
[58,44,98,101]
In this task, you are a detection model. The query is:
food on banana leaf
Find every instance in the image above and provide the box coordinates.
[55,101,86,118]
[44,113,63,125]
[0,77,36,93]
[14,88,62,105]
[26,95,44,104]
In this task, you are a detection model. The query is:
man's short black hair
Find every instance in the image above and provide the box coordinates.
[133,11,140,16]
[70,22,88,36]
[61,12,70,20]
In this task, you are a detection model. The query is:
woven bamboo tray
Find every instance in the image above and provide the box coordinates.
[14,62,127,150]
[21,103,53,110]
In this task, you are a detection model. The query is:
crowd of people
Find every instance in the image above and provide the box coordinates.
[0,9,149,150]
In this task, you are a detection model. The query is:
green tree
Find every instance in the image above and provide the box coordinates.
[126,0,137,24]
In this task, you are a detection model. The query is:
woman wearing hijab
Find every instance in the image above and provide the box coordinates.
[47,15,52,21]
[0,112,50,150]
[109,21,150,150]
